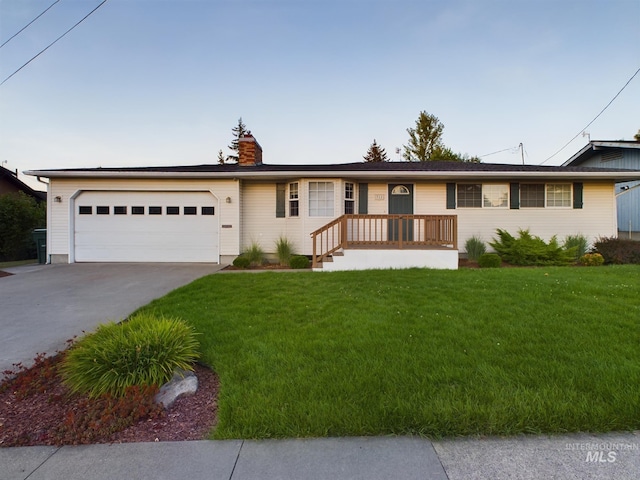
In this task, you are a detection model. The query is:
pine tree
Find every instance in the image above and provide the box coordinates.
[227,117,248,163]
[217,150,226,165]
[363,139,389,162]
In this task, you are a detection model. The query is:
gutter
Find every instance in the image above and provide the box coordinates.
[24,169,640,182]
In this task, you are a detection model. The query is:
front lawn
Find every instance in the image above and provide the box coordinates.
[138,266,640,439]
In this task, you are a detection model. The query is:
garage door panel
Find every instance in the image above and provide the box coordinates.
[74,191,219,263]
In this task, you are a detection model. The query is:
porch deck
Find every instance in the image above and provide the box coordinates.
[310,214,458,270]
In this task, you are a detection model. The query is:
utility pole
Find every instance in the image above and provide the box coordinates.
[519,143,524,165]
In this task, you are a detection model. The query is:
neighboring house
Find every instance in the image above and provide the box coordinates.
[563,140,640,236]
[0,165,47,202]
[26,135,640,270]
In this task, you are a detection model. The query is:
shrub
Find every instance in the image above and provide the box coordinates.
[290,255,310,269]
[563,234,589,261]
[0,192,46,261]
[275,236,294,266]
[593,237,640,264]
[478,253,502,268]
[244,241,265,266]
[61,313,200,398]
[579,253,605,266]
[232,255,251,269]
[464,235,486,262]
[490,229,576,266]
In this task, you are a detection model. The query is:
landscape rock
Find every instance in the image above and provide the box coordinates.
[154,369,198,409]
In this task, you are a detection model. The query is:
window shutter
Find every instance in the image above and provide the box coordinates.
[510,183,520,209]
[358,183,368,214]
[276,183,285,217]
[573,182,583,209]
[446,183,456,209]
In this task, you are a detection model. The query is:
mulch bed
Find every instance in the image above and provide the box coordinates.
[0,271,13,278]
[0,357,219,447]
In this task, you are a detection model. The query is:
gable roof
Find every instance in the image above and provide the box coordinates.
[563,141,640,167]
[0,166,47,201]
[26,160,640,183]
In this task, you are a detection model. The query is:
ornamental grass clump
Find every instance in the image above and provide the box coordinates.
[61,313,199,398]
[464,235,486,262]
[244,241,265,266]
[563,234,589,262]
[275,236,294,266]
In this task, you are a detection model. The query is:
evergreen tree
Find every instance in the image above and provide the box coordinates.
[402,111,445,162]
[217,150,226,165]
[227,117,248,163]
[363,139,389,162]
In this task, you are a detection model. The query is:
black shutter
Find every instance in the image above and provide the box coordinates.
[510,183,520,209]
[573,182,583,209]
[358,183,368,214]
[446,183,456,209]
[276,183,285,217]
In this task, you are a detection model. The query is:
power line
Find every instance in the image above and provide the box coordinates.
[0,0,108,86]
[479,146,519,158]
[540,65,640,165]
[0,0,61,49]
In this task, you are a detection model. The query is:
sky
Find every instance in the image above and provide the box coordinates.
[1,0,639,189]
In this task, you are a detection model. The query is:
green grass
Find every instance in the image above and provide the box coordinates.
[138,266,640,439]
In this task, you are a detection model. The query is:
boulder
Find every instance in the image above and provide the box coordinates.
[154,369,198,409]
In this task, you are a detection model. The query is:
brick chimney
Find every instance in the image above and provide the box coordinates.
[238,134,263,166]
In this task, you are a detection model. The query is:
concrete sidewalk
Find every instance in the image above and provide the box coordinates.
[2,432,639,480]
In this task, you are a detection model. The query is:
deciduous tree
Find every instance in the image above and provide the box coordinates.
[403,111,444,162]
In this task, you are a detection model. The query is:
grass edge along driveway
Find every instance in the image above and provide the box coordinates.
[138,265,640,439]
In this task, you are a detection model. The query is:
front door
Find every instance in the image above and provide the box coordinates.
[388,184,414,242]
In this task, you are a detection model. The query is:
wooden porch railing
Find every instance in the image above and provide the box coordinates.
[310,214,457,268]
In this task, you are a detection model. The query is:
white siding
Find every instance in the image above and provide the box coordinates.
[364,182,616,251]
[48,178,240,262]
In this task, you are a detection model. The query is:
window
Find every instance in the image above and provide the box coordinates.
[79,206,92,215]
[166,206,179,215]
[309,182,334,217]
[96,206,110,215]
[457,184,482,208]
[114,206,127,215]
[289,182,299,217]
[184,206,197,215]
[520,184,545,208]
[201,206,215,215]
[546,184,571,207]
[344,182,355,214]
[483,185,508,208]
[149,206,162,215]
[132,206,144,215]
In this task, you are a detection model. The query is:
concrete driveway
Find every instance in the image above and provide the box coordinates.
[0,263,224,372]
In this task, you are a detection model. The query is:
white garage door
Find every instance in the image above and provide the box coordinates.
[74,191,219,262]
